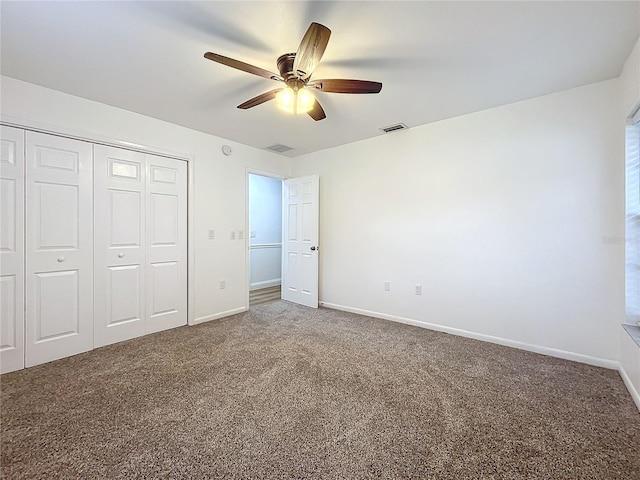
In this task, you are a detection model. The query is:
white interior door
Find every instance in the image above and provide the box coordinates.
[282,174,319,308]
[145,154,187,333]
[1,126,25,373]
[26,131,93,367]
[94,145,146,347]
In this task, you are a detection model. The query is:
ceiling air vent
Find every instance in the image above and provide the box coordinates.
[380,123,408,133]
[266,144,293,153]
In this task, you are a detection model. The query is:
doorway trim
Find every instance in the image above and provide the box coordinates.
[245,168,287,309]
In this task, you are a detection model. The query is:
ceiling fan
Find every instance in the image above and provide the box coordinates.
[204,22,382,121]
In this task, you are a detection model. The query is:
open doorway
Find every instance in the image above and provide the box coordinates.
[248,172,283,307]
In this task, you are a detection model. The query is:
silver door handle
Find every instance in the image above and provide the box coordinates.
[57,256,65,262]
[118,252,125,258]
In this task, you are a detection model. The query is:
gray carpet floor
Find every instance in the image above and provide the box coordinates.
[1,301,639,479]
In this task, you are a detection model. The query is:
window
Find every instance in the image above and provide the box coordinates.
[625,109,640,325]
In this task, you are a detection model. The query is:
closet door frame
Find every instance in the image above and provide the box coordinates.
[1,118,195,360]
[94,147,188,346]
[3,119,195,325]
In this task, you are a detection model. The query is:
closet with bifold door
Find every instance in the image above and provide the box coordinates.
[0,126,188,374]
[93,145,187,347]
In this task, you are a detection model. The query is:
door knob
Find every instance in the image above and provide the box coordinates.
[118,252,125,258]
[57,256,65,262]
[310,246,317,251]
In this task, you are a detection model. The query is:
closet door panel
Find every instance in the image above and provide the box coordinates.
[34,182,79,249]
[146,155,187,334]
[94,146,146,347]
[149,261,179,317]
[26,132,93,367]
[34,270,79,339]
[0,126,25,373]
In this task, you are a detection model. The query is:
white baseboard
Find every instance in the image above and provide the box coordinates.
[249,279,281,291]
[319,302,618,370]
[619,363,640,412]
[191,307,247,326]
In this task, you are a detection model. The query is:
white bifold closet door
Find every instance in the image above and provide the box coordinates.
[93,146,146,346]
[1,126,25,373]
[145,154,188,334]
[25,132,94,367]
[94,146,187,347]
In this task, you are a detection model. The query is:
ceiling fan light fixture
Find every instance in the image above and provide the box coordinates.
[276,87,315,114]
[276,87,294,112]
[297,88,315,112]
[204,22,381,121]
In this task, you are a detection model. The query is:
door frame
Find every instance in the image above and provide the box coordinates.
[0,115,196,327]
[245,168,286,309]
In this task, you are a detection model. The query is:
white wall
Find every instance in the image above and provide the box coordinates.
[249,173,282,290]
[619,36,640,409]
[292,78,624,365]
[0,75,290,323]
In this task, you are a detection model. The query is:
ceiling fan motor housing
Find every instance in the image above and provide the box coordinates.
[277,53,304,86]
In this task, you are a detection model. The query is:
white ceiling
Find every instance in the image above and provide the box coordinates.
[1,1,639,157]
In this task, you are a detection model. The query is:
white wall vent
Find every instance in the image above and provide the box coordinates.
[380,123,409,133]
[266,144,293,153]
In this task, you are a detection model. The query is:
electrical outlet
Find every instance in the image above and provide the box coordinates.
[208,230,215,240]
[415,285,422,296]
[220,280,226,290]
[384,281,391,292]
[238,230,244,240]
[230,231,236,240]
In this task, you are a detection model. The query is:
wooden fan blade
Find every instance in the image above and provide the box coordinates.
[204,52,283,82]
[307,99,326,121]
[293,22,331,79]
[237,88,283,109]
[308,79,382,94]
